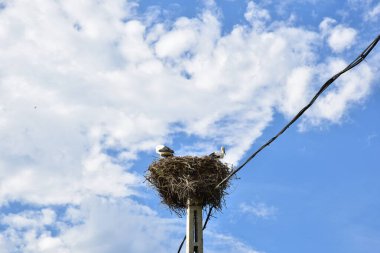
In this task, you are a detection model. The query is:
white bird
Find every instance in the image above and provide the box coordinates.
[155,145,174,158]
[209,146,225,159]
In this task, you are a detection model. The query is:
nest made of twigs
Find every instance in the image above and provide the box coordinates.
[145,156,233,216]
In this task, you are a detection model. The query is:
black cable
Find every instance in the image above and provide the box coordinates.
[177,236,185,253]
[215,33,380,189]
[177,33,380,253]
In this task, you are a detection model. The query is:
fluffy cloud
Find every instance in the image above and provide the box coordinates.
[319,17,357,53]
[303,59,373,126]
[239,202,277,219]
[0,198,265,253]
[0,199,181,253]
[205,233,263,253]
[367,3,380,20]
[244,1,271,30]
[0,0,377,252]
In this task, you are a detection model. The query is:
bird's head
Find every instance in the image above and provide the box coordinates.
[221,146,226,154]
[155,145,165,153]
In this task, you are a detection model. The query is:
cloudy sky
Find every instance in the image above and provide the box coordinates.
[0,0,379,252]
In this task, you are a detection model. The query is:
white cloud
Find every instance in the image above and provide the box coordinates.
[319,17,357,53]
[0,208,68,253]
[0,0,377,252]
[0,198,182,253]
[302,59,373,127]
[367,3,380,20]
[244,1,271,30]
[278,66,314,117]
[0,199,265,253]
[328,27,357,52]
[205,232,263,253]
[58,198,182,253]
[155,18,198,58]
[1,208,56,229]
[239,202,277,219]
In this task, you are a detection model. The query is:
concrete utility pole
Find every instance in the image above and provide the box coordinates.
[186,199,203,253]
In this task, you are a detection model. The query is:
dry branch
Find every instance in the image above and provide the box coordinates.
[145,156,233,216]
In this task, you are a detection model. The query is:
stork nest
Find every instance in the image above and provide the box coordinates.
[145,156,234,216]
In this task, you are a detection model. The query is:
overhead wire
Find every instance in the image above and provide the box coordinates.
[217,33,380,188]
[177,33,380,253]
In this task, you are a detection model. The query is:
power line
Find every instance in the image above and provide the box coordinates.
[177,33,380,253]
[216,33,380,189]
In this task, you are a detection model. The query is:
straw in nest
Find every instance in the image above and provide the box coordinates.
[145,156,233,216]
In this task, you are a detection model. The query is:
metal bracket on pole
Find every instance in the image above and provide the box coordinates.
[186,199,203,253]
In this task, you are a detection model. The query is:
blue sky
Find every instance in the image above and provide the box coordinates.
[0,0,379,252]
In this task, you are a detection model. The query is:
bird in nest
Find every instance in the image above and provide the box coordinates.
[155,145,175,158]
[209,146,226,159]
